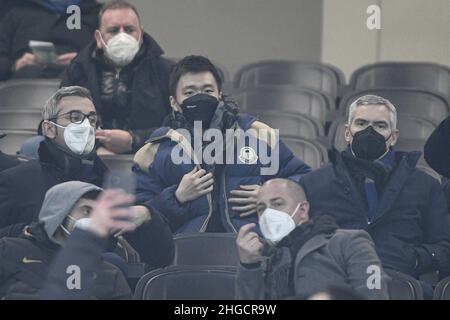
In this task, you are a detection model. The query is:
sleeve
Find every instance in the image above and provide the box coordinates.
[235,264,266,300]
[0,12,15,80]
[0,171,21,236]
[342,230,390,300]
[133,161,192,230]
[39,228,132,300]
[424,116,450,178]
[413,179,450,275]
[59,60,78,87]
[124,208,175,268]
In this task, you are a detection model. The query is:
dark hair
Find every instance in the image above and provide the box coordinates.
[168,55,223,97]
[99,0,141,27]
[81,190,101,201]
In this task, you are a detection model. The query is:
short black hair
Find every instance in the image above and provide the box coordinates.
[99,0,141,27]
[81,190,101,201]
[168,55,223,97]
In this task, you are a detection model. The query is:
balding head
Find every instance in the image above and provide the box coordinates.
[256,178,310,225]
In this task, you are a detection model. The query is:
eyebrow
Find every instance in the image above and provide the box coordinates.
[182,84,215,91]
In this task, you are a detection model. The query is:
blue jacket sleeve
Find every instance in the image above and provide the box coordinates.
[133,162,191,230]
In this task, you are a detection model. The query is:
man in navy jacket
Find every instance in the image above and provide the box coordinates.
[299,94,450,279]
[133,55,311,234]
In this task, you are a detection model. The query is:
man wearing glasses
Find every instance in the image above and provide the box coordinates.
[0,86,175,273]
[0,86,107,238]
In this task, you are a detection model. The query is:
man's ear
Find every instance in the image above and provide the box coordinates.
[94,30,103,49]
[42,120,57,139]
[219,91,223,101]
[170,96,181,113]
[390,128,400,146]
[344,124,352,143]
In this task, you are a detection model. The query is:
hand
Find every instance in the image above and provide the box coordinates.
[15,53,38,71]
[236,223,264,264]
[175,167,214,204]
[114,205,151,237]
[88,189,137,238]
[229,184,260,217]
[57,52,77,65]
[96,129,133,154]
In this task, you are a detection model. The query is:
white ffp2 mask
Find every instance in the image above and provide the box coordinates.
[51,119,95,155]
[101,32,140,67]
[259,202,302,245]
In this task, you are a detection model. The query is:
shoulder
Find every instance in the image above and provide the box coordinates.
[331,229,374,247]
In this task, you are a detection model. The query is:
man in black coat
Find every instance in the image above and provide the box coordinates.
[299,95,450,281]
[61,0,173,154]
[0,86,106,238]
[0,0,102,80]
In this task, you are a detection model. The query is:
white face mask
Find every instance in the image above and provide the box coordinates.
[51,119,95,155]
[100,32,140,67]
[60,216,92,235]
[259,202,302,245]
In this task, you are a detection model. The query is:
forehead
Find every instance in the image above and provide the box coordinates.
[257,183,290,202]
[101,8,140,28]
[57,96,95,114]
[73,197,96,209]
[176,72,218,91]
[352,104,391,123]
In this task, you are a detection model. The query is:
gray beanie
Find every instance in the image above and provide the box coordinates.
[39,181,103,244]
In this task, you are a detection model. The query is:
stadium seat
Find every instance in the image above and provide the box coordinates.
[0,109,42,132]
[234,60,345,99]
[173,233,239,267]
[385,269,424,300]
[232,86,331,125]
[0,130,36,155]
[0,79,59,109]
[349,62,450,99]
[433,275,450,300]
[330,116,436,151]
[339,88,450,126]
[282,137,329,169]
[256,112,324,139]
[134,265,237,300]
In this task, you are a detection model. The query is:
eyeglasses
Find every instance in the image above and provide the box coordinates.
[50,111,98,126]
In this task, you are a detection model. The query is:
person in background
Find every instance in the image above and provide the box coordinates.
[0,0,102,80]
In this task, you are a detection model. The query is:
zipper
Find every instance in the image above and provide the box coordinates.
[199,165,213,232]
[222,173,237,233]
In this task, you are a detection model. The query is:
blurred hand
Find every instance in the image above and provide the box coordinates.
[236,223,264,264]
[57,52,77,65]
[96,129,133,154]
[15,53,38,71]
[175,167,214,204]
[229,184,260,217]
[88,189,137,238]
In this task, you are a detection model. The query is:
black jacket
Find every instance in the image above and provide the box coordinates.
[0,0,101,80]
[299,149,450,277]
[61,34,173,152]
[0,223,131,299]
[424,116,450,178]
[0,139,107,238]
[0,152,24,172]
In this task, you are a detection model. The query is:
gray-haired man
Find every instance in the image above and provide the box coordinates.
[299,94,450,297]
[0,86,107,238]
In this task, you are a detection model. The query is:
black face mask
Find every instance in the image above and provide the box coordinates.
[179,94,219,128]
[351,126,391,161]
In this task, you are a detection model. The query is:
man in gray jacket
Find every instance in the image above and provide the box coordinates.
[235,178,389,300]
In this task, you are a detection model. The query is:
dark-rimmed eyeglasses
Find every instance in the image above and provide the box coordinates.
[50,111,98,127]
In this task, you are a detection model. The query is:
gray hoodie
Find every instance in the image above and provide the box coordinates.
[38,181,102,244]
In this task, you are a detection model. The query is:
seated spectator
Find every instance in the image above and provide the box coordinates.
[235,178,389,300]
[425,115,450,179]
[133,55,311,234]
[0,181,134,299]
[0,0,102,80]
[299,95,450,281]
[0,86,106,237]
[61,0,173,154]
